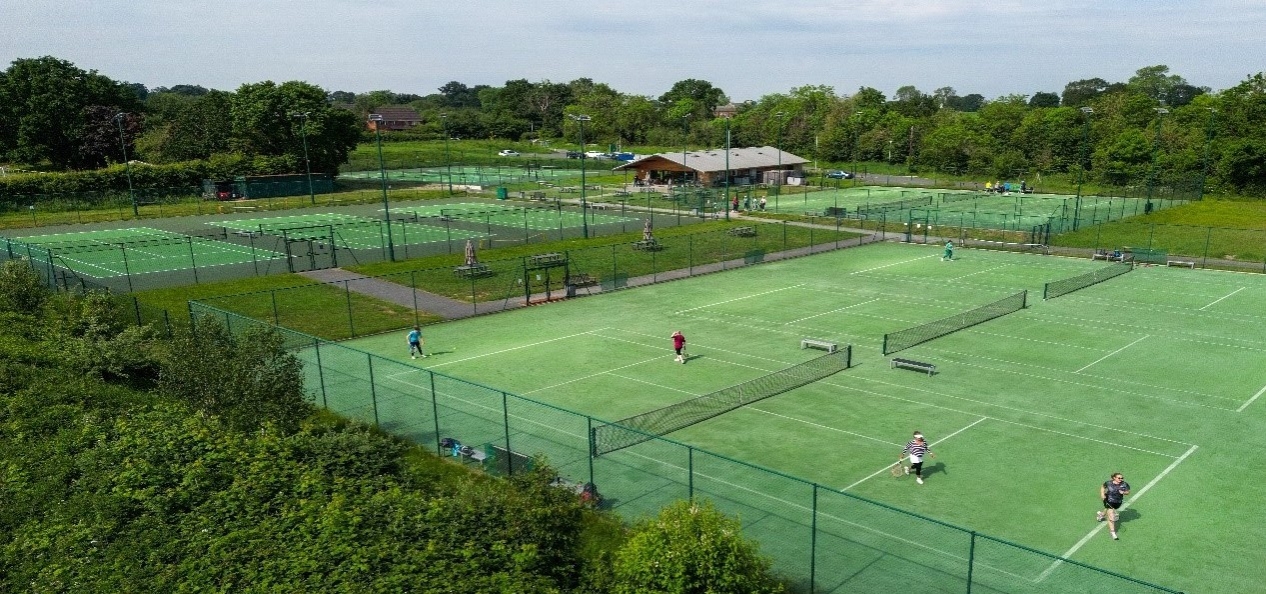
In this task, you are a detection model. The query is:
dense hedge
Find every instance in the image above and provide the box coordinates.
[0,153,298,205]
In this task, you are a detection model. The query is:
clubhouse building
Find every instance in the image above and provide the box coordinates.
[612,146,809,187]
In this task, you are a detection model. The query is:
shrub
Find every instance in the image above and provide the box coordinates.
[0,259,49,316]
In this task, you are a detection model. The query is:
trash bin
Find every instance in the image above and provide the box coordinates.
[496,187,508,200]
[565,284,577,298]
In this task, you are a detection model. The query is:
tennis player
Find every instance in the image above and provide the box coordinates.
[942,241,954,261]
[1097,472,1131,540]
[671,330,686,364]
[407,326,425,359]
[899,431,935,484]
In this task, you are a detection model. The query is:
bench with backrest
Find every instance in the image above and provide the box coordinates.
[801,338,837,353]
[728,226,757,237]
[453,263,493,278]
[632,239,661,251]
[1166,259,1195,269]
[570,273,598,287]
[891,357,936,376]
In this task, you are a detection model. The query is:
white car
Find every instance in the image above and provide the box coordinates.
[584,150,606,159]
[497,149,520,157]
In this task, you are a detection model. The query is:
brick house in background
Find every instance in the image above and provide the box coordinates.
[362,105,423,131]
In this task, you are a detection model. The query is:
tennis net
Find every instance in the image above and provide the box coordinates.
[882,290,1028,355]
[1043,263,1133,300]
[16,234,198,254]
[257,217,381,235]
[591,346,852,456]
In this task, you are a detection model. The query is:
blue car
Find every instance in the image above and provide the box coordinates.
[826,170,854,179]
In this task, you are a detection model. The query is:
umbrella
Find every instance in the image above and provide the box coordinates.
[642,219,654,242]
[464,239,479,266]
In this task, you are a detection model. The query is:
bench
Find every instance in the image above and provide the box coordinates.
[530,252,565,266]
[570,273,599,287]
[891,357,936,376]
[232,205,260,212]
[632,239,662,251]
[453,263,493,278]
[612,191,632,197]
[728,226,757,237]
[529,191,547,201]
[1166,259,1195,269]
[801,338,838,353]
[232,230,262,238]
[462,447,488,465]
[559,186,579,193]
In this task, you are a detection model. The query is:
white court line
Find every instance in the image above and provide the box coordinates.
[1199,286,1245,311]
[783,298,880,325]
[426,328,608,368]
[850,254,939,275]
[948,263,1011,282]
[606,373,698,395]
[522,354,668,394]
[839,418,987,492]
[1237,385,1266,413]
[1075,335,1149,373]
[1038,444,1199,583]
[674,285,803,314]
[747,408,904,448]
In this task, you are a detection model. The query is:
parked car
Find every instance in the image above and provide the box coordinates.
[565,150,583,159]
[584,150,606,159]
[497,149,520,157]
[826,170,854,179]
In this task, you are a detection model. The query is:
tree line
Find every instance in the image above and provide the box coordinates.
[2,56,1265,196]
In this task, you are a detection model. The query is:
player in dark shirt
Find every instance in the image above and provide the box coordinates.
[899,431,935,485]
[1097,472,1131,540]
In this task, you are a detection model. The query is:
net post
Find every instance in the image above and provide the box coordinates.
[882,334,890,356]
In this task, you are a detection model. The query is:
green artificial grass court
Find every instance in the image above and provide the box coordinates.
[324,241,1265,593]
[339,164,581,184]
[216,212,486,249]
[7,226,285,278]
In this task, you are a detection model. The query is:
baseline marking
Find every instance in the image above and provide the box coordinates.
[1198,286,1244,311]
[1237,384,1266,413]
[1075,335,1149,374]
[1038,444,1198,582]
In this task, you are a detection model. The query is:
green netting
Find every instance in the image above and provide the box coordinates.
[1043,263,1134,300]
[855,195,934,217]
[883,290,1028,355]
[1131,248,1168,265]
[592,346,852,456]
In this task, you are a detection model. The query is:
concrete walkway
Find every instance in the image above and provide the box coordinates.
[301,225,885,321]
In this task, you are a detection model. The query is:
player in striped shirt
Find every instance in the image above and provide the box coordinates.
[899,431,936,485]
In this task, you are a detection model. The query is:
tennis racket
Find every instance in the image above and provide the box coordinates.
[890,463,903,478]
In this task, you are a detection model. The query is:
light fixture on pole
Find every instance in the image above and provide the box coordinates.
[569,114,592,239]
[724,115,731,221]
[114,112,138,216]
[681,113,691,185]
[1198,107,1217,201]
[368,114,396,261]
[774,111,785,198]
[1145,105,1169,208]
[290,111,316,205]
[440,113,453,195]
[1073,106,1094,231]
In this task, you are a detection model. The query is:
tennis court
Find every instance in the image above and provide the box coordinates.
[390,202,640,231]
[321,241,1264,593]
[216,212,486,250]
[4,227,285,278]
[339,165,580,185]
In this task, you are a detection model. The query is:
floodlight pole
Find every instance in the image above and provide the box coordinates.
[1198,108,1217,201]
[114,113,138,216]
[681,113,691,185]
[369,114,396,261]
[570,114,592,238]
[852,113,861,188]
[1146,106,1168,206]
[724,115,731,221]
[1073,107,1094,231]
[441,113,453,195]
[774,111,785,199]
[291,111,316,205]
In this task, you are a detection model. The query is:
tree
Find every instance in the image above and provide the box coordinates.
[659,79,727,118]
[152,84,211,96]
[229,80,360,173]
[0,259,49,316]
[1128,65,1188,103]
[612,500,783,594]
[437,81,482,109]
[1061,77,1113,108]
[947,93,985,112]
[0,56,142,168]
[160,316,313,433]
[1029,92,1061,108]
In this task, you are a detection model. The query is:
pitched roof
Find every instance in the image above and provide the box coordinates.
[614,146,808,173]
[373,105,421,121]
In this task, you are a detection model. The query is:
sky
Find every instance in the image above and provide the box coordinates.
[3,1,1264,102]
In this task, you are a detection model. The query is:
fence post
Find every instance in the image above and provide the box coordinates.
[313,339,328,408]
[502,392,513,475]
[966,531,977,594]
[1203,227,1212,269]
[429,372,442,454]
[689,234,694,275]
[271,291,280,326]
[366,353,380,426]
[344,280,355,338]
[810,484,819,593]
[586,417,596,485]
[611,244,618,287]
[687,446,694,499]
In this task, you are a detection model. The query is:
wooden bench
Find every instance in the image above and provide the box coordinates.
[728,226,757,237]
[1091,249,1124,262]
[453,264,493,278]
[632,239,662,251]
[801,338,838,353]
[529,191,547,201]
[1166,259,1195,269]
[891,357,936,376]
[530,252,565,266]
[570,273,598,287]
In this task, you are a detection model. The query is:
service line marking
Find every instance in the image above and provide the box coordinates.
[1075,335,1149,374]
[1199,286,1244,311]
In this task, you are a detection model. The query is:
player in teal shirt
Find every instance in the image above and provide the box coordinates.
[407,326,425,359]
[942,241,954,261]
